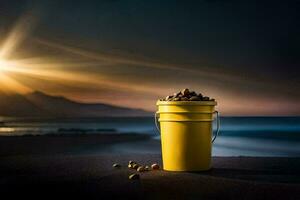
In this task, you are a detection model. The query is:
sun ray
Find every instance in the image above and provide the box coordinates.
[0,59,166,95]
[34,38,297,98]
[0,72,32,94]
[34,38,260,85]
[0,11,38,59]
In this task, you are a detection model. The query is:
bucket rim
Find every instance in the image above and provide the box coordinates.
[156,100,217,106]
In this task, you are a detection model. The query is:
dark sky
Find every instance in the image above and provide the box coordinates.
[0,0,299,115]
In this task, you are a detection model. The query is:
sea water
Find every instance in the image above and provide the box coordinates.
[0,116,299,157]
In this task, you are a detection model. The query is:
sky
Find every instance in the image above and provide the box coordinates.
[0,0,299,115]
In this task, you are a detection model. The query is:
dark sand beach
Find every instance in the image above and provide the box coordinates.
[0,135,300,200]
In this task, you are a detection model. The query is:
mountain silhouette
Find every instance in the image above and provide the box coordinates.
[0,91,150,117]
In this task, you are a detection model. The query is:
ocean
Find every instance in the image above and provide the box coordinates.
[0,116,299,157]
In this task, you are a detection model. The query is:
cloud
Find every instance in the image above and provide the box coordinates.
[34,38,247,83]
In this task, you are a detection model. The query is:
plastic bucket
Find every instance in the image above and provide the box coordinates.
[156,100,220,171]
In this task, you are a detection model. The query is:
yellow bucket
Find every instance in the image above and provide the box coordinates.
[156,100,220,171]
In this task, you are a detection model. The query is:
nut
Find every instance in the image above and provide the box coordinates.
[113,163,121,168]
[151,163,160,170]
[202,96,210,101]
[189,96,201,101]
[190,91,197,96]
[174,92,180,97]
[181,88,190,96]
[137,166,145,172]
[129,160,135,165]
[181,97,189,101]
[132,163,139,169]
[165,95,173,101]
[129,173,140,180]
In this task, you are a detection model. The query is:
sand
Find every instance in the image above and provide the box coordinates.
[0,135,299,200]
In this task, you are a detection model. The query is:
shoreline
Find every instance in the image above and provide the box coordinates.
[1,133,300,157]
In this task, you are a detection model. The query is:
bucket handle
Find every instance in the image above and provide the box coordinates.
[212,110,220,143]
[154,112,160,134]
[154,110,220,143]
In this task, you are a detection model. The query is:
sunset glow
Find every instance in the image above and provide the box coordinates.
[0,4,167,98]
[0,1,298,115]
[0,15,165,98]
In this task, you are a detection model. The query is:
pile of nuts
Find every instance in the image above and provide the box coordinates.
[113,161,160,180]
[160,88,215,101]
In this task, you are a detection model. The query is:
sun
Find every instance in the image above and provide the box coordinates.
[0,58,11,76]
[0,58,12,74]
[0,58,32,94]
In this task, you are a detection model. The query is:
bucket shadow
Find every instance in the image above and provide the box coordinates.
[191,167,300,184]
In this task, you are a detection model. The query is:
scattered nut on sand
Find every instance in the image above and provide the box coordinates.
[145,166,150,170]
[112,163,121,168]
[137,166,145,172]
[128,161,141,170]
[151,163,160,170]
[129,173,140,180]
[128,160,134,165]
[132,163,139,169]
